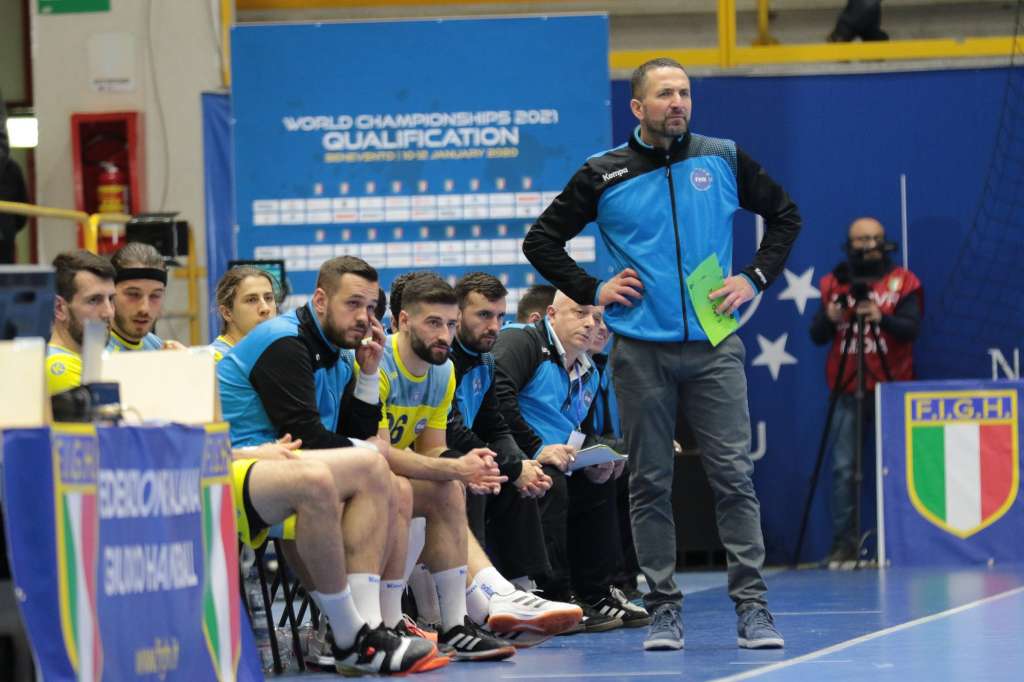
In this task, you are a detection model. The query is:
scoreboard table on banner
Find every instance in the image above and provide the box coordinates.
[230,15,615,307]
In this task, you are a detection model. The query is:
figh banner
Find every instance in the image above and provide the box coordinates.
[877,380,1023,565]
[2,424,261,681]
[230,15,613,306]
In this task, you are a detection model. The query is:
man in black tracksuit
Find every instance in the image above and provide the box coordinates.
[522,57,800,651]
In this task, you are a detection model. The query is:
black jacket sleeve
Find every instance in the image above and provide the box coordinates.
[736,147,802,291]
[249,336,360,449]
[474,384,526,481]
[337,372,384,440]
[446,399,488,456]
[880,291,922,342]
[522,164,602,306]
[491,327,547,458]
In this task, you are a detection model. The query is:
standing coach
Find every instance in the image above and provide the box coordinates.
[523,57,801,652]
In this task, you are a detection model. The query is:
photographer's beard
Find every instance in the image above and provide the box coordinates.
[842,237,897,283]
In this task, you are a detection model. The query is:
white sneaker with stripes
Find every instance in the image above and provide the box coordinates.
[486,589,583,635]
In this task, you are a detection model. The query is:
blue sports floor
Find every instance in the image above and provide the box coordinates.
[279,566,1024,681]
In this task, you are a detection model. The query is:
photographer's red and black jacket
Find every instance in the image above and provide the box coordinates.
[810,263,923,393]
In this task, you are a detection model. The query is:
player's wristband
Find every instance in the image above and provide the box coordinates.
[354,370,380,404]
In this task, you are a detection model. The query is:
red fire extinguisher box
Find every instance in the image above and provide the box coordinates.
[70,111,146,254]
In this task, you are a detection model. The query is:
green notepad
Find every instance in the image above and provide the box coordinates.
[686,253,738,347]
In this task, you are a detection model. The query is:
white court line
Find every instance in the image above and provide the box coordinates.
[729,660,853,665]
[773,610,881,616]
[710,585,1024,682]
[502,672,682,679]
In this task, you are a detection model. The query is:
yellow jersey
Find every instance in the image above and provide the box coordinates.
[378,335,456,450]
[45,344,82,395]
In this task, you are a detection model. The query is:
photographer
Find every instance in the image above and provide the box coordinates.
[810,217,922,566]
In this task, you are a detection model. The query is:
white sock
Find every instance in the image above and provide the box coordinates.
[381,580,406,628]
[465,581,490,625]
[308,590,328,632]
[433,566,469,632]
[408,564,441,625]
[473,566,517,599]
[312,587,364,649]
[348,573,382,628]
[403,518,427,582]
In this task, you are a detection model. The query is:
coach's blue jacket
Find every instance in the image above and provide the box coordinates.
[523,126,801,343]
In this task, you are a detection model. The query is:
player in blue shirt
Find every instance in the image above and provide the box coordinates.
[210,265,278,361]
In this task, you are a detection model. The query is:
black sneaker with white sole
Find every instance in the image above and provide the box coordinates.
[330,623,440,675]
[438,616,517,661]
[558,598,623,635]
[586,586,652,627]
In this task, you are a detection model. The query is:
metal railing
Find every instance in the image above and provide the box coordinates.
[0,200,129,255]
[234,0,1022,71]
[0,201,204,345]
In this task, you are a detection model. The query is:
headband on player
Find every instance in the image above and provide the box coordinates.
[115,268,167,285]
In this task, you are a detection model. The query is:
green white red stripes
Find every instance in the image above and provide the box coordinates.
[911,422,1014,536]
[201,482,241,681]
[58,490,102,681]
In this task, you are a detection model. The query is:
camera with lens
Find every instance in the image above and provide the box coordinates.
[838,237,897,307]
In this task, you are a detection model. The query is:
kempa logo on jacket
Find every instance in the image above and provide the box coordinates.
[601,167,629,183]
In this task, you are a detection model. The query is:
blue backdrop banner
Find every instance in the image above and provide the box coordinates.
[202,92,235,342]
[2,424,262,681]
[215,46,1014,562]
[878,380,1024,566]
[230,15,613,306]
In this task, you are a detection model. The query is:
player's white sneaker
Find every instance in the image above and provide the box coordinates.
[486,589,582,635]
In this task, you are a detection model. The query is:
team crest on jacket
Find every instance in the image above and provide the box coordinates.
[690,168,713,191]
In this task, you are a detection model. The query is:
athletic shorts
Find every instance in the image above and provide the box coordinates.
[231,459,296,548]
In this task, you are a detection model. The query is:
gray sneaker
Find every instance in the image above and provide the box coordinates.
[643,604,683,651]
[737,606,784,649]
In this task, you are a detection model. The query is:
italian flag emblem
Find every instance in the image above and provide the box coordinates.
[53,425,103,682]
[907,390,1020,538]
[200,426,241,681]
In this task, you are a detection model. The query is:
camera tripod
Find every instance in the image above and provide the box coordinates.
[792,306,892,569]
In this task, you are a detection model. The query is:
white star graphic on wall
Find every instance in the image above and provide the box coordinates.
[776,267,820,315]
[751,332,798,381]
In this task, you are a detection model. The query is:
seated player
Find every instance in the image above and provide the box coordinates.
[382,274,580,654]
[108,242,184,350]
[234,436,445,675]
[217,257,455,666]
[45,250,116,394]
[446,273,585,646]
[210,265,278,361]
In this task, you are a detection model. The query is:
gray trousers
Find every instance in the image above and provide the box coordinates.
[612,334,768,613]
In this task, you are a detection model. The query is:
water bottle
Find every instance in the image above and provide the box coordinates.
[274,627,296,672]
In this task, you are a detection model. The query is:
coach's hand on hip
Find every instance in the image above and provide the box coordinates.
[598,268,644,307]
[710,275,756,315]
